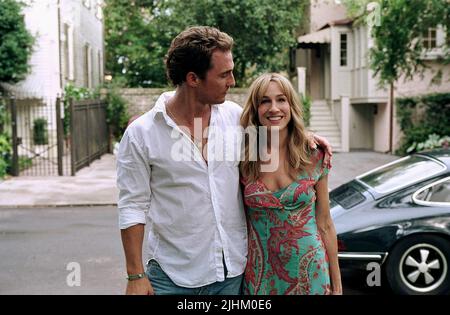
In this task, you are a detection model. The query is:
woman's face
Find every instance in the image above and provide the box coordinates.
[257,81,291,131]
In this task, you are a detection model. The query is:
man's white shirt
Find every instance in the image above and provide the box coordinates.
[117,91,247,288]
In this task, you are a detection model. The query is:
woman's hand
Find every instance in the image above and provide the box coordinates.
[330,274,343,295]
[331,286,343,295]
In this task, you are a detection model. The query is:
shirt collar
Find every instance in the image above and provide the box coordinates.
[154,90,221,123]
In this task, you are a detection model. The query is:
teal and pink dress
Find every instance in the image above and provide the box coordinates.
[241,148,331,295]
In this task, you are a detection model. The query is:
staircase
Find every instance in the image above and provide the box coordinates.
[309,100,342,152]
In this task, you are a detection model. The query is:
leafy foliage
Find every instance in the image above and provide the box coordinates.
[300,93,311,127]
[0,134,11,178]
[63,84,95,137]
[62,82,129,142]
[406,134,450,154]
[103,82,130,141]
[104,0,306,87]
[346,0,450,86]
[0,0,34,83]
[104,0,168,87]
[0,98,11,178]
[396,92,450,155]
[375,0,449,85]
[33,118,48,145]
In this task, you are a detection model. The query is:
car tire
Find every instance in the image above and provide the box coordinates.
[386,235,450,295]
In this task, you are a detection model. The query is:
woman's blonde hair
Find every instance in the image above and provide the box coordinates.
[240,73,311,182]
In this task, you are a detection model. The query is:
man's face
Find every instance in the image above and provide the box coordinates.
[197,50,235,104]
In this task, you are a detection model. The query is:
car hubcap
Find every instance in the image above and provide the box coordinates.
[399,243,447,293]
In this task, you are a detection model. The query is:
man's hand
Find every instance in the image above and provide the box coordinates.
[125,277,154,295]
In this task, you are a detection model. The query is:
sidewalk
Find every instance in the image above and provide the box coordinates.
[0,151,399,208]
[0,154,118,207]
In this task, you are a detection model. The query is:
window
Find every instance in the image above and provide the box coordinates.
[62,24,69,80]
[330,184,366,209]
[340,33,348,67]
[98,50,103,84]
[62,24,74,81]
[96,0,104,20]
[422,28,437,49]
[413,177,450,207]
[84,44,92,88]
[447,29,450,47]
[357,155,446,194]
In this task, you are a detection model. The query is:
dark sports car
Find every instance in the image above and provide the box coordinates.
[330,149,450,295]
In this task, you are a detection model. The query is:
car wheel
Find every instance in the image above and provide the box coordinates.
[386,235,450,295]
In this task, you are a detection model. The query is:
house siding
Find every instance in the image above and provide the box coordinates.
[15,0,61,99]
[296,0,450,153]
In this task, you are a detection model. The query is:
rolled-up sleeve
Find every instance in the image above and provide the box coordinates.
[116,130,151,230]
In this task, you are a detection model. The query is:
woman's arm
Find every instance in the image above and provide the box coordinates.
[315,174,342,295]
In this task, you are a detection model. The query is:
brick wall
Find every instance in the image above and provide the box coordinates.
[118,88,249,117]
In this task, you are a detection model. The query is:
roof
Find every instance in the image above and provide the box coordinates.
[297,27,331,45]
[318,18,354,30]
[0,82,50,99]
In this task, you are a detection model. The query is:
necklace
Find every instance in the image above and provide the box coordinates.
[166,105,204,150]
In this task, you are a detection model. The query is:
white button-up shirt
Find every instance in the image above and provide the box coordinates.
[117,91,247,288]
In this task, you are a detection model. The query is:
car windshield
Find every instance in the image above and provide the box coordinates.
[357,155,446,194]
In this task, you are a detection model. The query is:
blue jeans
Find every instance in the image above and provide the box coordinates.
[145,259,243,295]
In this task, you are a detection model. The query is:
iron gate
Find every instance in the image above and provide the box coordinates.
[5,95,109,176]
[69,99,109,175]
[6,96,68,176]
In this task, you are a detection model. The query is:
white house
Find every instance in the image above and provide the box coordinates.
[2,0,105,96]
[0,0,105,162]
[295,0,450,152]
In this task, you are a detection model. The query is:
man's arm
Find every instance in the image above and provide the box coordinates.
[307,132,333,165]
[121,224,153,295]
[117,130,153,295]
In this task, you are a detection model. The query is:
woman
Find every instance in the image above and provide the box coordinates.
[240,73,342,295]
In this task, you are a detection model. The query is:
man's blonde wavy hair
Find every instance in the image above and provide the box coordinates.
[239,73,311,183]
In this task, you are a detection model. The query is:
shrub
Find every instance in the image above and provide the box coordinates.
[33,118,48,145]
[0,134,11,178]
[62,84,94,137]
[0,97,12,178]
[406,134,450,154]
[300,93,311,127]
[396,93,450,155]
[105,90,129,141]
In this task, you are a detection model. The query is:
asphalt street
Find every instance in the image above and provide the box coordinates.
[0,206,394,295]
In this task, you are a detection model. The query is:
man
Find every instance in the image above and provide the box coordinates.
[117,26,331,295]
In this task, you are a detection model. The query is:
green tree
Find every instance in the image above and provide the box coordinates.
[368,0,450,86]
[0,0,34,83]
[104,0,169,87]
[164,0,306,86]
[105,0,306,87]
[343,0,450,151]
[343,0,450,85]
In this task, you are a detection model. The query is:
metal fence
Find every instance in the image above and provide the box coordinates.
[69,99,109,175]
[1,93,109,177]
[2,94,70,176]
